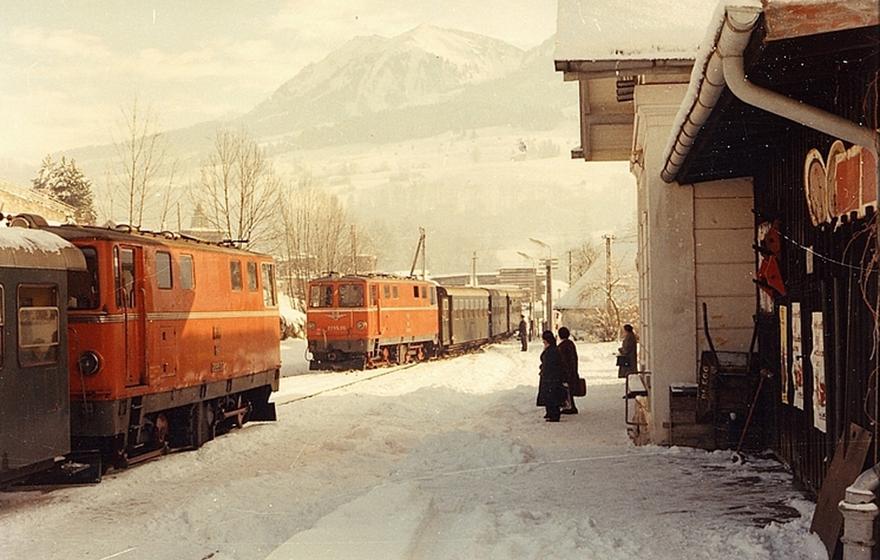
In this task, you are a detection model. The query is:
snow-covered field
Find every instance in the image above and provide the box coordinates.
[0,341,827,560]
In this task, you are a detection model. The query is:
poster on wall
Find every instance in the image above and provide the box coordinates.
[792,302,804,410]
[811,312,827,432]
[780,305,789,404]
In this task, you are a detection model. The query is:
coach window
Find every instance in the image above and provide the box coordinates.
[261,263,277,307]
[156,251,172,289]
[310,285,333,308]
[179,255,194,289]
[230,260,243,291]
[248,261,258,292]
[18,284,59,367]
[339,284,364,307]
[69,246,99,309]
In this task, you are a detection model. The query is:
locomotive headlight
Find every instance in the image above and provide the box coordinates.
[356,320,367,330]
[307,321,317,330]
[78,351,101,376]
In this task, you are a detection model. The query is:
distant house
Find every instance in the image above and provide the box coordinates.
[0,179,75,223]
[555,262,636,341]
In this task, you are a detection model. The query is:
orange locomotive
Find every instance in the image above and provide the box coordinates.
[306,274,438,369]
[45,224,281,466]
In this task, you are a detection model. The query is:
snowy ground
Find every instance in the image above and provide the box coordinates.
[0,340,827,560]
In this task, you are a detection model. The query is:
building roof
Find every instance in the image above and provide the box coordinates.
[0,179,76,221]
[660,0,879,184]
[554,0,719,62]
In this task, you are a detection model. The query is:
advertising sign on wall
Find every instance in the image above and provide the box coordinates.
[780,305,789,404]
[811,312,826,432]
[792,303,804,410]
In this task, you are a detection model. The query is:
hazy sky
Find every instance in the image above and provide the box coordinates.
[0,1,557,163]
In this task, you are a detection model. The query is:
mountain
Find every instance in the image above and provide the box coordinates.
[62,27,574,164]
[247,25,524,135]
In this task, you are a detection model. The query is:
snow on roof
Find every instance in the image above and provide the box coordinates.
[555,0,721,61]
[0,226,86,270]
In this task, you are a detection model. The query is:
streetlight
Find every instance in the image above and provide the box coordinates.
[517,251,538,339]
[529,238,554,332]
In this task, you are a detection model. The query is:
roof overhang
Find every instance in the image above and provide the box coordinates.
[661,1,880,184]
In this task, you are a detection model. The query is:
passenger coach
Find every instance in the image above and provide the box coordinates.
[0,227,85,485]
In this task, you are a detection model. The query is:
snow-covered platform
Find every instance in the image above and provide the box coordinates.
[0,340,826,560]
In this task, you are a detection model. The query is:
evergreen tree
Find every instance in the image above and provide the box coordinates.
[32,155,97,224]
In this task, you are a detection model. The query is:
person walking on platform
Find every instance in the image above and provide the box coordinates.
[518,315,528,351]
[558,326,579,414]
[536,330,565,422]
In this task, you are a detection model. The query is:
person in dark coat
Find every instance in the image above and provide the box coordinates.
[617,324,638,378]
[558,326,579,414]
[518,315,528,351]
[536,330,565,422]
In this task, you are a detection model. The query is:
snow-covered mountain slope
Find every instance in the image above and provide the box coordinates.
[249,25,524,129]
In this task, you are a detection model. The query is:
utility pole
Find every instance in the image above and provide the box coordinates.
[351,225,358,275]
[546,260,553,332]
[471,251,478,286]
[568,250,572,284]
[421,227,426,280]
[603,234,615,320]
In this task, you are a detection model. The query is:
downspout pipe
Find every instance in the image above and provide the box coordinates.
[839,463,880,560]
[660,5,880,184]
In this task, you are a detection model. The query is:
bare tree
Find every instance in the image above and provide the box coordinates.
[278,176,352,304]
[570,239,600,280]
[197,128,281,250]
[113,99,167,228]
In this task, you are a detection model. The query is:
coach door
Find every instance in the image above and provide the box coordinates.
[115,246,147,387]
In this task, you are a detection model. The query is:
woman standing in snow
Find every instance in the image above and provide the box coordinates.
[617,324,638,379]
[536,330,566,422]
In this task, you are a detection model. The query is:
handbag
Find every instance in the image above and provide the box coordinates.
[572,377,586,397]
[616,355,630,368]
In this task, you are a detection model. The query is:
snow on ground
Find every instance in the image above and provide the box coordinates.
[0,341,827,560]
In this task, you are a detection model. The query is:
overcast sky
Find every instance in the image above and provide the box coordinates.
[0,1,557,163]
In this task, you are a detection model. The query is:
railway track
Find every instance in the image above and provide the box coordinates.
[275,361,422,407]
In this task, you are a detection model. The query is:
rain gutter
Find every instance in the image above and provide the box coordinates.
[660,4,880,184]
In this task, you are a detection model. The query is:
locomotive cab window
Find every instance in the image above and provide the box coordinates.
[18,284,59,367]
[156,251,172,289]
[371,285,379,306]
[413,286,419,298]
[310,285,334,308]
[230,260,243,291]
[180,254,194,289]
[114,247,136,308]
[69,246,99,309]
[339,284,364,307]
[261,263,277,307]
[248,261,258,292]
[392,286,399,299]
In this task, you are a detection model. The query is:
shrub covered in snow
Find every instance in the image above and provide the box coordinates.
[279,294,306,339]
